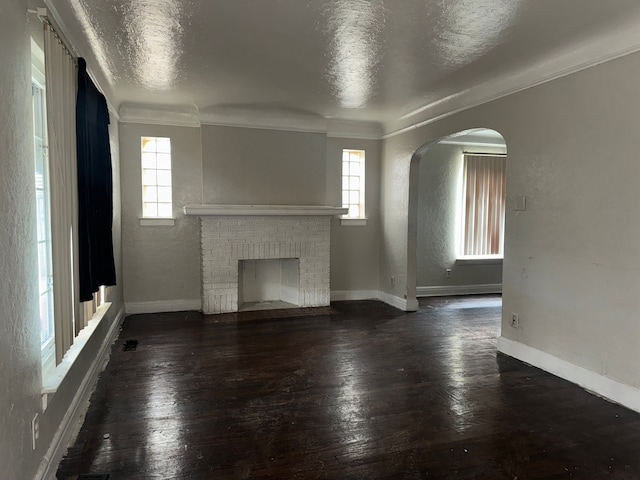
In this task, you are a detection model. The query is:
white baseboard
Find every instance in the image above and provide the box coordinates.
[37,305,125,480]
[331,290,378,301]
[498,336,640,414]
[417,283,502,297]
[331,290,419,311]
[377,290,419,311]
[125,298,202,314]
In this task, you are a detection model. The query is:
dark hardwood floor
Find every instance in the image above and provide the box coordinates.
[57,296,640,479]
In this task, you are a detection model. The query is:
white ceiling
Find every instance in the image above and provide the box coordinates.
[43,0,640,136]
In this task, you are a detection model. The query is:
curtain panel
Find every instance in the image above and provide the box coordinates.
[76,58,116,302]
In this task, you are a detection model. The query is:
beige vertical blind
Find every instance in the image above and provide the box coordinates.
[462,154,506,257]
[44,23,80,364]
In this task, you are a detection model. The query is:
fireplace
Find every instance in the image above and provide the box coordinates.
[238,258,300,310]
[183,205,347,314]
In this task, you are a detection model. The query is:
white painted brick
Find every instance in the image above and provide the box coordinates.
[200,215,332,313]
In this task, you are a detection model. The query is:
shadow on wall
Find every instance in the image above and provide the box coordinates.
[406,128,507,307]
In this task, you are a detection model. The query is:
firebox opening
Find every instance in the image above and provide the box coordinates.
[238,258,300,311]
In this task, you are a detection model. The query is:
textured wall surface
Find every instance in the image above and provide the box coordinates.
[380,50,640,390]
[120,126,383,306]
[201,125,327,205]
[120,123,202,305]
[416,143,503,287]
[0,3,124,476]
[0,2,42,477]
[326,137,381,293]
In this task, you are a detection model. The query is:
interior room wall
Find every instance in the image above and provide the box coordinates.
[380,49,640,401]
[0,3,125,476]
[201,125,327,205]
[120,123,202,311]
[326,137,381,295]
[120,123,383,309]
[416,143,504,290]
[0,4,42,476]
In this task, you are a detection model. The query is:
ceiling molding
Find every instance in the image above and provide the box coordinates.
[118,103,383,139]
[118,103,201,127]
[199,106,328,134]
[383,15,640,139]
[326,119,382,140]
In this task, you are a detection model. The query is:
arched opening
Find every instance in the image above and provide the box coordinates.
[406,128,507,313]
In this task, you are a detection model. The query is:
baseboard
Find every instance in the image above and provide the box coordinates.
[331,290,379,301]
[125,298,202,314]
[417,283,502,297]
[331,290,418,311]
[498,336,640,414]
[36,305,125,480]
[377,290,419,311]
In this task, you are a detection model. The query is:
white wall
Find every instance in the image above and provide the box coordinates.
[202,125,327,205]
[416,143,503,289]
[0,2,124,476]
[120,123,202,312]
[380,49,640,402]
[120,126,383,307]
[326,137,381,295]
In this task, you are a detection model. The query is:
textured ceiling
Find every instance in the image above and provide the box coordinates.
[44,0,640,134]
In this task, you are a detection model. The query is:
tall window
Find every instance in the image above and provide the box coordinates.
[460,154,506,258]
[141,137,172,218]
[32,43,55,369]
[341,149,365,219]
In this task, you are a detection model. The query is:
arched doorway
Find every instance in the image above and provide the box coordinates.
[406,128,507,310]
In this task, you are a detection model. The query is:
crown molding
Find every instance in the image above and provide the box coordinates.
[118,103,201,127]
[117,103,383,139]
[199,106,328,134]
[326,119,382,140]
[383,14,640,139]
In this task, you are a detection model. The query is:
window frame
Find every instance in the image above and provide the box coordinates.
[341,149,366,226]
[457,152,506,261]
[32,41,56,374]
[140,136,174,225]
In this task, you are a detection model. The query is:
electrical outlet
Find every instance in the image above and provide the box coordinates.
[445,269,452,278]
[31,413,39,450]
[510,313,519,329]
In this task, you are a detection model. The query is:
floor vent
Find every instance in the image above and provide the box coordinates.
[122,339,138,351]
[77,475,110,480]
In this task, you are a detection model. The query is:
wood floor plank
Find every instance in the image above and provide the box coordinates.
[57,296,640,479]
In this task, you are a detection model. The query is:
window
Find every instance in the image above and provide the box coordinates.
[341,149,365,219]
[32,47,55,369]
[141,137,172,218]
[459,154,506,258]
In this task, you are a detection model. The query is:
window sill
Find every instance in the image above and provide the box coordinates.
[41,302,111,409]
[456,257,503,266]
[340,217,368,227]
[139,217,175,226]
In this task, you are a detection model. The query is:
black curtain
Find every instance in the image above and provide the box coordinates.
[76,57,116,302]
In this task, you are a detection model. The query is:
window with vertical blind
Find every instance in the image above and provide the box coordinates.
[141,136,172,218]
[34,21,113,375]
[341,149,365,219]
[459,154,506,258]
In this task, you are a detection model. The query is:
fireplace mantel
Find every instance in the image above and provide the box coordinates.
[183,204,348,217]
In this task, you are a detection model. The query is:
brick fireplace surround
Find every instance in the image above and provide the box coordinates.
[184,205,347,314]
